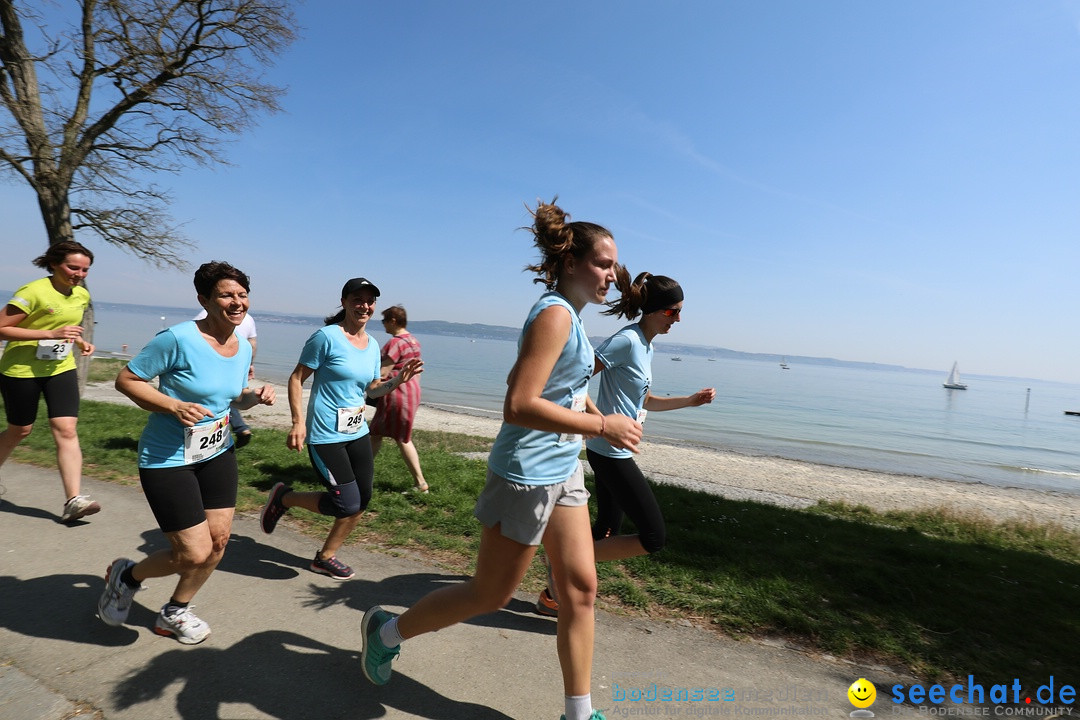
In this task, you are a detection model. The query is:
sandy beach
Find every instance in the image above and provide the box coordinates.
[83,379,1080,531]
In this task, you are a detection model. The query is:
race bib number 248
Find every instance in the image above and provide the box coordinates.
[184,418,231,464]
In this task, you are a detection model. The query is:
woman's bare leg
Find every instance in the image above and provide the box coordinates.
[542,503,597,697]
[397,523,536,639]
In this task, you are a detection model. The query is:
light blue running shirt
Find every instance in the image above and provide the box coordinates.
[488,292,594,486]
[585,323,653,460]
[127,321,252,468]
[298,325,381,445]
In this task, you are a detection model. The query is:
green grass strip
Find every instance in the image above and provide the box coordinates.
[5,392,1079,685]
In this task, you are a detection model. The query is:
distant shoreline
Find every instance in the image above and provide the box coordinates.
[85,297,941,376]
[82,376,1080,531]
[0,293,1065,382]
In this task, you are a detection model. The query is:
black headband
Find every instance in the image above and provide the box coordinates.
[641,283,684,315]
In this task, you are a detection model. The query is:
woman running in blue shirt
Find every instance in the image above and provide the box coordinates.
[98,261,276,644]
[536,271,715,617]
[360,199,641,720]
[259,277,422,580]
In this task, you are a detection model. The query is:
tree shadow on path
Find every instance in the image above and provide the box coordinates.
[0,573,142,646]
[299,569,554,637]
[111,629,516,719]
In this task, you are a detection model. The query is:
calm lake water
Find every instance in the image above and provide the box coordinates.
[87,301,1080,495]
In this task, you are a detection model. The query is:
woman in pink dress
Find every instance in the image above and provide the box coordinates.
[369,305,428,493]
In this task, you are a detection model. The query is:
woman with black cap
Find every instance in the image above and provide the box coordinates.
[259,277,422,579]
[535,271,716,617]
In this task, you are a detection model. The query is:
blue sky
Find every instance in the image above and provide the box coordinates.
[4,1,1080,381]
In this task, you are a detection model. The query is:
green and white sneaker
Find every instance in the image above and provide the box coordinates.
[361,606,400,685]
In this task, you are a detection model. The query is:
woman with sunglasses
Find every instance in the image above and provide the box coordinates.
[369,304,428,493]
[536,271,715,617]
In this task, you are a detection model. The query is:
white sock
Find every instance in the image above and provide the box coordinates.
[565,694,591,720]
[379,616,404,648]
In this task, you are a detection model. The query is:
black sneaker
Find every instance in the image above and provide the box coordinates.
[234,431,252,449]
[311,553,354,580]
[260,482,289,534]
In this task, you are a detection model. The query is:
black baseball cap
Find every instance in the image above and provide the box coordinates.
[341,277,381,298]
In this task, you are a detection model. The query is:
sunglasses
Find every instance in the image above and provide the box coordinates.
[658,307,681,318]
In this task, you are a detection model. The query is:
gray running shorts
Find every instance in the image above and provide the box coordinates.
[473,461,589,546]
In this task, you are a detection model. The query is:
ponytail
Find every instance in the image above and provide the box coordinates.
[604,272,682,320]
[523,197,612,289]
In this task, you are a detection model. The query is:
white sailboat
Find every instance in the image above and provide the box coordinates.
[943,362,967,390]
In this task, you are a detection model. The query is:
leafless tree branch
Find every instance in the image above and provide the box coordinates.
[0,0,296,264]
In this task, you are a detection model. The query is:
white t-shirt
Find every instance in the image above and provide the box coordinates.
[192,310,256,341]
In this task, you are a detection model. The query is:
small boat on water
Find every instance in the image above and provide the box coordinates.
[671,356,682,362]
[943,361,967,390]
[780,356,790,370]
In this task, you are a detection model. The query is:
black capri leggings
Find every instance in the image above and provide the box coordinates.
[585,447,667,554]
[307,435,374,518]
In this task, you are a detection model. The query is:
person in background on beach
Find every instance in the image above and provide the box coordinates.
[97,261,276,644]
[259,278,423,580]
[360,199,641,720]
[0,241,101,523]
[194,308,257,448]
[369,304,429,493]
[536,271,715,617]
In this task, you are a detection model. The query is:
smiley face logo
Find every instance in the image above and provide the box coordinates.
[848,678,876,708]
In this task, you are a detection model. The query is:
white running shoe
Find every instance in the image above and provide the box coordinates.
[61,495,101,523]
[154,604,211,645]
[98,558,138,626]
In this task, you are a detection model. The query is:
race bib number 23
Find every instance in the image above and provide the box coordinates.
[36,340,73,360]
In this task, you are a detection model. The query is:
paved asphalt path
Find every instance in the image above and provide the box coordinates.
[0,461,922,720]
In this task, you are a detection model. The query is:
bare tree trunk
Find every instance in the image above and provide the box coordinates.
[76,299,93,395]
[2,0,296,341]
[39,187,75,244]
